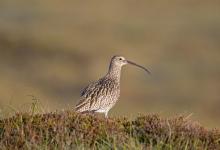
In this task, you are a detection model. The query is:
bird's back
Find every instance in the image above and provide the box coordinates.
[75,77,120,113]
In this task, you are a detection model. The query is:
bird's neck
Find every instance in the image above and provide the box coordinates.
[106,63,122,82]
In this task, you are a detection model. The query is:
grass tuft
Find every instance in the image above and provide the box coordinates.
[0,112,219,149]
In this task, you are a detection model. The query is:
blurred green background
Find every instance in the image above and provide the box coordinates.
[0,0,220,127]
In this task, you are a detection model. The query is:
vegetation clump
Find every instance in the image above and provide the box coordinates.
[0,111,219,149]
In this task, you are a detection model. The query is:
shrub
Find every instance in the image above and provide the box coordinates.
[0,111,219,149]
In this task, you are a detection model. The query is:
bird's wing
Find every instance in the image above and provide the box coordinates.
[75,80,103,112]
[80,81,98,97]
[75,97,90,112]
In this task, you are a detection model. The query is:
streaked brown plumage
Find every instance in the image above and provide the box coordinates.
[75,55,150,118]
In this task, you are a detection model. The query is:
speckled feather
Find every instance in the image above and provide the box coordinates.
[75,77,120,113]
[75,55,150,118]
[75,56,124,118]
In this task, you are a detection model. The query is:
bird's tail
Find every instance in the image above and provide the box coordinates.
[74,98,88,112]
[75,105,85,112]
[75,104,96,115]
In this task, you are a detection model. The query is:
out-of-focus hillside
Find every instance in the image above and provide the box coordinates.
[0,0,220,127]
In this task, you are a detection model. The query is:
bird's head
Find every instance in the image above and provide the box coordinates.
[111,55,151,74]
[111,55,127,66]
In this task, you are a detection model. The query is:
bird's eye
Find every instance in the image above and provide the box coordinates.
[119,58,122,60]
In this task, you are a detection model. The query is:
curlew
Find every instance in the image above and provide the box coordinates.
[75,55,150,118]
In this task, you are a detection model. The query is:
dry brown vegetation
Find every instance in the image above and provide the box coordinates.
[0,111,219,149]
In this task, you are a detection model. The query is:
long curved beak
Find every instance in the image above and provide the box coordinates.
[126,60,151,74]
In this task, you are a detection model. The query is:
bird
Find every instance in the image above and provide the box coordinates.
[75,55,150,118]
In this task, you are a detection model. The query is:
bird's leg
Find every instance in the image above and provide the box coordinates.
[104,111,108,119]
[90,111,96,116]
